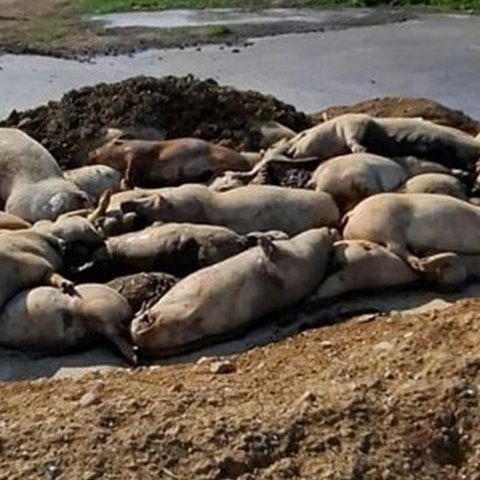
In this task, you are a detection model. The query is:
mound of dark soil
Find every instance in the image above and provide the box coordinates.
[0,75,310,170]
[311,96,480,134]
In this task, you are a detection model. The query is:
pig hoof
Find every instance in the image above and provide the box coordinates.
[120,178,134,190]
[407,256,425,272]
[351,143,367,154]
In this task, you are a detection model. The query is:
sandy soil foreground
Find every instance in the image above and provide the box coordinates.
[0,295,479,479]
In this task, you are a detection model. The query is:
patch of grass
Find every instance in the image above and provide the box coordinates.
[78,0,480,14]
[360,0,480,8]
[207,24,232,37]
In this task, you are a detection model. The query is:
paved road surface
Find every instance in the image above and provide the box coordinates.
[1,13,479,118]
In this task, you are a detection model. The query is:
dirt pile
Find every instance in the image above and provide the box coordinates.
[311,96,480,135]
[0,75,310,170]
[0,299,479,479]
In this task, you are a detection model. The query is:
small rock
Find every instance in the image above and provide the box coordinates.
[44,460,61,479]
[197,356,213,365]
[82,471,99,480]
[403,331,414,339]
[355,313,377,324]
[232,48,241,54]
[79,386,102,407]
[373,341,394,352]
[298,390,316,403]
[17,117,31,128]
[168,383,183,393]
[210,360,236,374]
[319,340,334,348]
[255,362,265,371]
[462,388,476,399]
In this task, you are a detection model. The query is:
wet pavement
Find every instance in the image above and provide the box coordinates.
[1,12,480,119]
[91,7,375,29]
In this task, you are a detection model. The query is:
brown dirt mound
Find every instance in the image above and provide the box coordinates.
[0,75,310,170]
[311,96,480,135]
[0,299,479,479]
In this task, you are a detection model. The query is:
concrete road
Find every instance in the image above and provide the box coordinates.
[1,12,480,118]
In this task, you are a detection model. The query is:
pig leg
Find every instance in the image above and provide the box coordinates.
[123,154,136,189]
[345,133,367,154]
[384,241,422,272]
[342,124,367,154]
[417,252,468,286]
[309,273,347,302]
[87,189,112,223]
[246,230,289,246]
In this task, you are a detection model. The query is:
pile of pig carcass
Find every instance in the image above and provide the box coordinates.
[1,112,480,364]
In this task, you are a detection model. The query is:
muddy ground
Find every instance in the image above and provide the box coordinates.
[0,0,415,59]
[1,299,479,479]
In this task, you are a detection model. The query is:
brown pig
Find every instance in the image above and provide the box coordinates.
[88,137,255,187]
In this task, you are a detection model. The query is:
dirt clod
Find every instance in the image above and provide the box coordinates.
[210,360,237,374]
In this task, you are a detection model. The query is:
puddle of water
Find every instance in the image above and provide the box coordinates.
[91,7,374,29]
[445,13,473,19]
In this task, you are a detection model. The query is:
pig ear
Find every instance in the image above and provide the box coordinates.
[257,236,280,261]
[155,194,172,208]
[117,132,136,140]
